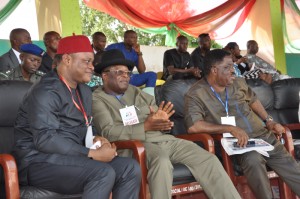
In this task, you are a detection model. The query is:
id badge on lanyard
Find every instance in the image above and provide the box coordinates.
[59,75,94,148]
[221,116,236,137]
[207,82,236,137]
[119,105,139,126]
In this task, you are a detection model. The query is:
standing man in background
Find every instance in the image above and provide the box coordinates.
[87,32,108,90]
[92,31,107,66]
[92,32,106,54]
[106,30,157,88]
[163,35,200,80]
[39,31,61,73]
[191,33,211,75]
[0,28,32,72]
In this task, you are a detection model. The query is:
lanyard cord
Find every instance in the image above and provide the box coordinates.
[206,79,229,116]
[114,95,127,107]
[108,93,140,111]
[59,75,89,125]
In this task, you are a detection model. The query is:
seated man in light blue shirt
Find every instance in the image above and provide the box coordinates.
[106,30,156,87]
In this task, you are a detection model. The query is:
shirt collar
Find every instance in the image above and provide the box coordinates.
[12,48,21,64]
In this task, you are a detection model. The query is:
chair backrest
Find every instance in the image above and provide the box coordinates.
[247,78,300,139]
[246,78,274,110]
[0,80,33,154]
[159,79,197,135]
[271,78,300,125]
[0,80,32,196]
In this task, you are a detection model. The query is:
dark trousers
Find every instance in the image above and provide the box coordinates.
[27,156,141,199]
[237,132,300,199]
[130,72,157,87]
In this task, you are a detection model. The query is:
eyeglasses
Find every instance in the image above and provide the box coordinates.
[104,70,132,77]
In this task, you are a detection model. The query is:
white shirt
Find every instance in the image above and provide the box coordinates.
[12,48,21,64]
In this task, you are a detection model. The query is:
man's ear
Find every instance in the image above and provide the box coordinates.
[101,72,108,81]
[212,66,217,74]
[62,54,71,65]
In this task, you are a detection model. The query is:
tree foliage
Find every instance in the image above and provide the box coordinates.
[79,0,165,45]
[79,0,222,48]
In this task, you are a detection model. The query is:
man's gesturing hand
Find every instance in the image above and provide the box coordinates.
[144,101,175,131]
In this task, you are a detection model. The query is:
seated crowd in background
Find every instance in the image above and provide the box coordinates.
[0,27,299,199]
[0,28,290,87]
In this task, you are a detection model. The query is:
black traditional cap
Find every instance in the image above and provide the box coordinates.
[94,49,135,74]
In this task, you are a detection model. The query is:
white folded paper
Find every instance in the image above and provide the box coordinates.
[221,138,274,157]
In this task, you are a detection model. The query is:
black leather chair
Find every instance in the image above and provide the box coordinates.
[0,80,83,199]
[270,78,300,131]
[155,79,212,198]
[0,80,146,199]
[246,78,300,160]
[156,78,297,199]
[234,78,300,198]
[246,78,300,127]
[0,80,157,199]
[158,79,197,135]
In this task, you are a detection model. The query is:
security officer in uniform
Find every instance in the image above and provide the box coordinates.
[0,43,45,83]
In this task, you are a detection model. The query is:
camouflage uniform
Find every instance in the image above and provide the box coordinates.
[0,66,45,83]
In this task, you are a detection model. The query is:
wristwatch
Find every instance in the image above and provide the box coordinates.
[263,114,273,124]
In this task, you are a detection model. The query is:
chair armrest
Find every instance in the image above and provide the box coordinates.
[209,134,236,180]
[284,123,300,131]
[279,123,300,157]
[0,154,20,199]
[283,126,295,157]
[113,140,145,164]
[175,133,215,153]
[112,140,146,199]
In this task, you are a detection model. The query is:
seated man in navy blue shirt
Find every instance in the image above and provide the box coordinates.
[106,30,156,87]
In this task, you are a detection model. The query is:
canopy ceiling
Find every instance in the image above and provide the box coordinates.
[83,0,256,45]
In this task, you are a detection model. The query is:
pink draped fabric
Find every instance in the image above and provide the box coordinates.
[84,0,256,39]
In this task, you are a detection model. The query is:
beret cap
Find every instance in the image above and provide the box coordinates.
[20,44,45,57]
